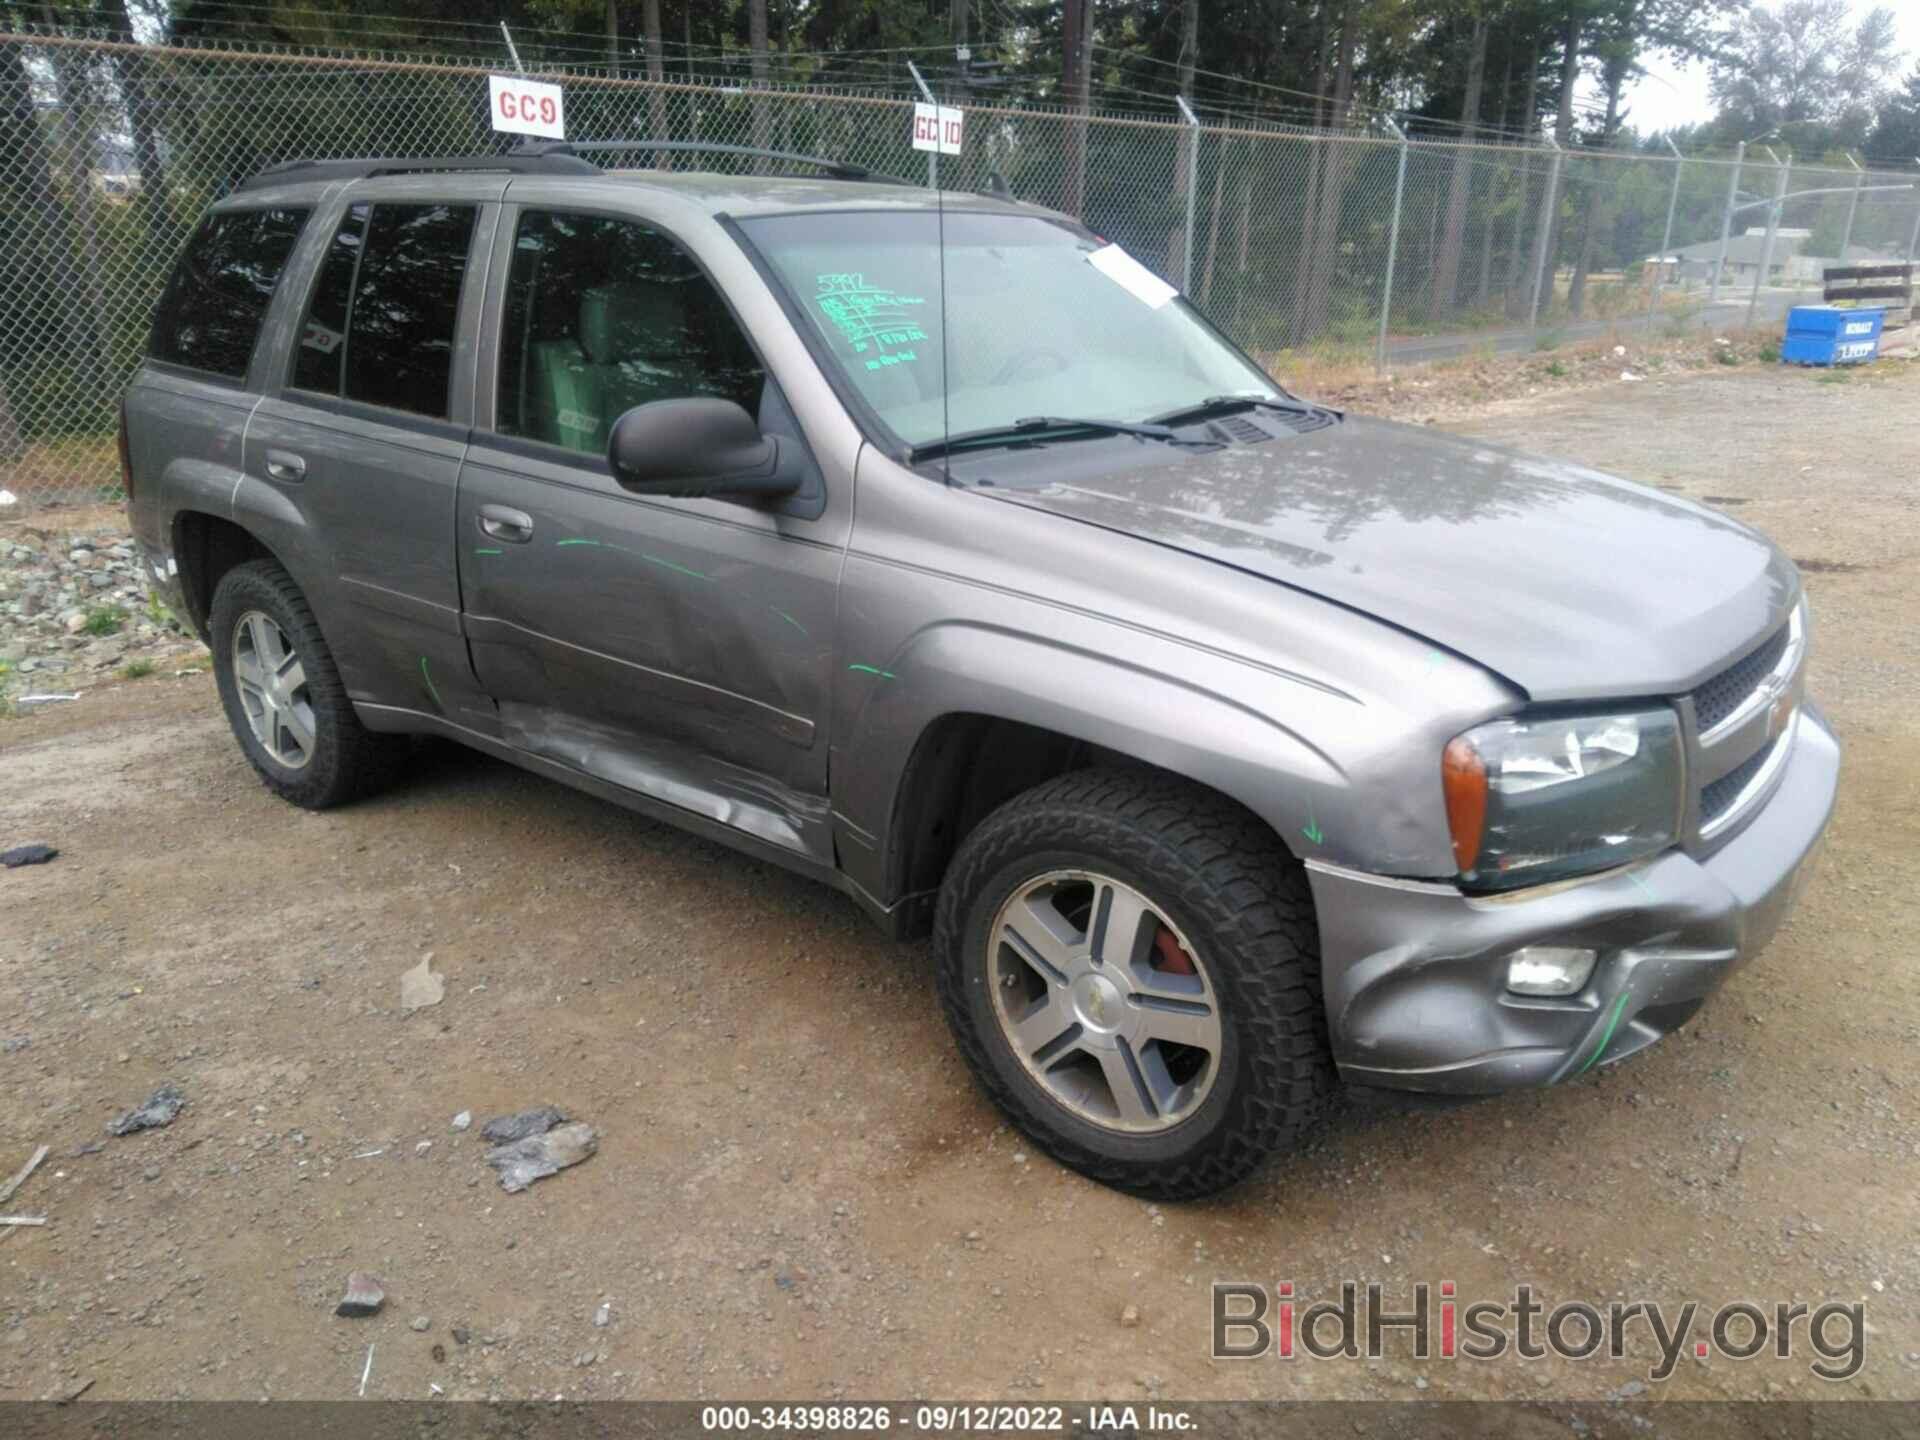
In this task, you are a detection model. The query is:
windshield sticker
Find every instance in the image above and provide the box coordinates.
[815,273,928,371]
[1086,243,1178,310]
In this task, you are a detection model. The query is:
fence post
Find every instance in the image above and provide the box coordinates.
[1527,135,1563,333]
[1708,141,1745,305]
[1175,94,1200,294]
[498,21,526,74]
[1838,154,1863,262]
[1646,137,1684,336]
[1375,116,1409,375]
[1748,151,1790,328]
[907,60,936,189]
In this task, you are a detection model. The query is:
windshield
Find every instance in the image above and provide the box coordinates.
[734,210,1283,450]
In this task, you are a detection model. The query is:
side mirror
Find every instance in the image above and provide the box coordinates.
[607,397,798,500]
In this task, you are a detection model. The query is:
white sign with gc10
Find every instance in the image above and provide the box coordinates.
[489,75,565,140]
[911,102,964,156]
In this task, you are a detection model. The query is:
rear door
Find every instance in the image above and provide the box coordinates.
[455,195,850,861]
[127,203,311,573]
[241,181,502,725]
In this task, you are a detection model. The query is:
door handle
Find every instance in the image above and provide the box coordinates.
[264,449,306,482]
[479,505,535,544]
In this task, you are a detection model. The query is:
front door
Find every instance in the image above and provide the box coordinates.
[455,204,844,860]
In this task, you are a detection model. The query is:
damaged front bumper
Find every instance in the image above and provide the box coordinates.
[1305,703,1839,1095]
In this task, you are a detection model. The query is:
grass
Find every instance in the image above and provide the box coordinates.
[1544,359,1568,378]
[119,658,155,679]
[82,603,127,636]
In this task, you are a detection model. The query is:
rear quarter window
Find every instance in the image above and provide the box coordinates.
[148,207,309,380]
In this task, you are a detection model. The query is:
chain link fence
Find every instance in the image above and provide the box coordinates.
[4,23,1919,507]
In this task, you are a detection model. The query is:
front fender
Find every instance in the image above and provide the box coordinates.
[832,619,1366,907]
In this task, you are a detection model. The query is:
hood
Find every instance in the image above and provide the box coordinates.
[972,416,1799,701]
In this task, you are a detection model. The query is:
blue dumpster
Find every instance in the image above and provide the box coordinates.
[1781,305,1884,366]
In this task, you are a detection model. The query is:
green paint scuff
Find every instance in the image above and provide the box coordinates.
[1573,992,1631,1077]
[642,554,710,581]
[847,663,897,680]
[419,656,444,710]
[1301,801,1324,846]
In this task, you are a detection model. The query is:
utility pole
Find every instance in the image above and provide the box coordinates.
[1062,0,1089,215]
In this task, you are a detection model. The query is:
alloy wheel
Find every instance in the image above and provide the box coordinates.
[231,609,316,770]
[988,870,1223,1134]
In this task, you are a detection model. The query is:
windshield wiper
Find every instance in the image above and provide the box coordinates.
[1144,394,1321,427]
[911,415,1210,464]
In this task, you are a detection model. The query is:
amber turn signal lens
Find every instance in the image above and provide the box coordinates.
[1442,736,1488,874]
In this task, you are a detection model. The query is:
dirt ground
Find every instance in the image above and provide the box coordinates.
[1,361,1916,1408]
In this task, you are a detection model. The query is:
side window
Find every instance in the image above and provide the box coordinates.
[290,201,476,420]
[148,207,309,380]
[497,210,765,457]
[292,203,365,395]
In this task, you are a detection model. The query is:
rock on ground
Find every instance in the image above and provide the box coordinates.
[485,1121,597,1194]
[106,1083,185,1136]
[335,1272,385,1318]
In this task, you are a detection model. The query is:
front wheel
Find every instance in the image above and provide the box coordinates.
[933,769,1334,1200]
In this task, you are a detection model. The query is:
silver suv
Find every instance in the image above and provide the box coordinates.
[124,146,1838,1198]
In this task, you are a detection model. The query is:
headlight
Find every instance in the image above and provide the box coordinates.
[1442,708,1683,891]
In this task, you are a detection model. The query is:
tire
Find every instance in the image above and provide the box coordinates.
[209,558,404,810]
[933,768,1333,1200]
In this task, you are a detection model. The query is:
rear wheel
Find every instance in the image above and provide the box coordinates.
[934,769,1334,1199]
[209,559,403,809]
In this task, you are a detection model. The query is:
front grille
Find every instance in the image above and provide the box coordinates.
[1700,736,1778,823]
[1691,623,1790,732]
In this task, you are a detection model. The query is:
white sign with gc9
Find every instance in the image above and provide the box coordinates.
[489,75,565,140]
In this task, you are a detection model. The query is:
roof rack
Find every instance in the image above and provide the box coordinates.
[235,140,912,195]
[235,152,599,192]
[511,140,912,185]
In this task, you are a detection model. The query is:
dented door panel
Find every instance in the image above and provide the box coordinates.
[455,439,842,836]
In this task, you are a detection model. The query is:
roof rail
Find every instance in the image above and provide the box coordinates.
[511,139,912,186]
[235,152,600,192]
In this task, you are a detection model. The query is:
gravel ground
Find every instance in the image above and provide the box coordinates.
[0,361,1915,1407]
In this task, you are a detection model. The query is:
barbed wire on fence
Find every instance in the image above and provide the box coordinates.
[1,27,1916,507]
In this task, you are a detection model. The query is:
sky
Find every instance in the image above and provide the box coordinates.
[1622,0,1920,137]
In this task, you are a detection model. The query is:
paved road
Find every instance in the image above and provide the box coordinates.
[1385,285,1809,367]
